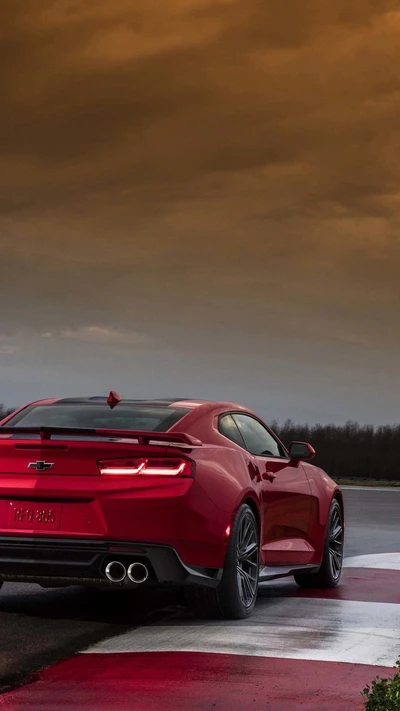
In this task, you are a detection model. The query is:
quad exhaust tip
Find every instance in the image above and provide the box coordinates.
[127,562,149,584]
[105,561,126,583]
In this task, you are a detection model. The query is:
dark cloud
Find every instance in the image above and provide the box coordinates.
[2,0,400,211]
[1,0,400,421]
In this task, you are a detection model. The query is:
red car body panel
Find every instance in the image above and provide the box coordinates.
[0,397,342,584]
[168,401,340,567]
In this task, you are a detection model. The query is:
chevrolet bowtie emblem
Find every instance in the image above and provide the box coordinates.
[27,461,55,471]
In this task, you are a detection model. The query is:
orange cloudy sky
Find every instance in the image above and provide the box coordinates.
[1,0,399,423]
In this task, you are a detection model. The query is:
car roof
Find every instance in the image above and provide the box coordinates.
[23,396,250,412]
[46,397,206,407]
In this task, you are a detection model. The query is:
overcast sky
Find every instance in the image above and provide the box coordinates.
[1,0,399,424]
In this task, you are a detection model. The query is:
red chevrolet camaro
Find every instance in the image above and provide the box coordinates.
[0,393,344,619]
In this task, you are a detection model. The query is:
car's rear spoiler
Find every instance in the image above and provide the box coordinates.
[0,426,202,447]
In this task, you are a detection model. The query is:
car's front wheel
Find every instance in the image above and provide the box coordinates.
[186,503,259,619]
[294,498,344,588]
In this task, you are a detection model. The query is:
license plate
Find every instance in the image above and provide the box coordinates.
[8,502,62,530]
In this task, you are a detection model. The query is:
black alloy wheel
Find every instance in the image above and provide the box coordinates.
[294,498,344,589]
[186,503,260,619]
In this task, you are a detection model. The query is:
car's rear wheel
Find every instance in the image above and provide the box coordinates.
[294,498,344,588]
[186,503,259,619]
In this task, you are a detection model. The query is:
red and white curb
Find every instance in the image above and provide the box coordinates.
[1,553,400,711]
[344,552,400,570]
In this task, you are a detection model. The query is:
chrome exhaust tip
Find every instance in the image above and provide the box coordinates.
[127,562,149,584]
[105,561,126,583]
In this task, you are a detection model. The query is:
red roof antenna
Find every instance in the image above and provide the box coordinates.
[107,390,122,409]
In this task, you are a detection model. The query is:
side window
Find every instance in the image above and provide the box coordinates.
[232,414,285,457]
[218,414,246,448]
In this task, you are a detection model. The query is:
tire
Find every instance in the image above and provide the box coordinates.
[294,498,344,588]
[186,504,259,620]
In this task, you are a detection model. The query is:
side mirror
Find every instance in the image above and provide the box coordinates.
[289,441,316,461]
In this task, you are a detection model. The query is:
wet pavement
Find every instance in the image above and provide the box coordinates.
[0,487,399,709]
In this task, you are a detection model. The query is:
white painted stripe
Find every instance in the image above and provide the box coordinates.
[84,597,400,667]
[340,486,400,491]
[344,552,400,570]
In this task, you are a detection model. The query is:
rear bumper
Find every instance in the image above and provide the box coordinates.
[0,536,222,589]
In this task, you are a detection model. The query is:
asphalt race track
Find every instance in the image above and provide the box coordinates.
[0,487,399,710]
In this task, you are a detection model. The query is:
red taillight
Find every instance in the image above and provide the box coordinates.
[98,457,193,477]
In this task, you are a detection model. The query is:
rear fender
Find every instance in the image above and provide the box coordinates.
[191,446,262,513]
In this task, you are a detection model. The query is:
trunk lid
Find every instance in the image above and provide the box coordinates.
[0,427,201,476]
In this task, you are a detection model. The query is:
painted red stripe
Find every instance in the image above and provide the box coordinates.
[1,652,392,711]
[287,568,400,604]
[259,567,400,604]
[260,568,400,604]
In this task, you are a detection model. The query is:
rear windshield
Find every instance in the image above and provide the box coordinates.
[3,404,190,432]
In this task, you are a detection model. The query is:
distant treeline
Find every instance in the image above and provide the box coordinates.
[271,419,400,482]
[0,404,15,420]
[0,404,398,481]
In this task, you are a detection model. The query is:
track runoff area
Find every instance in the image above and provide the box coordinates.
[1,495,400,711]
